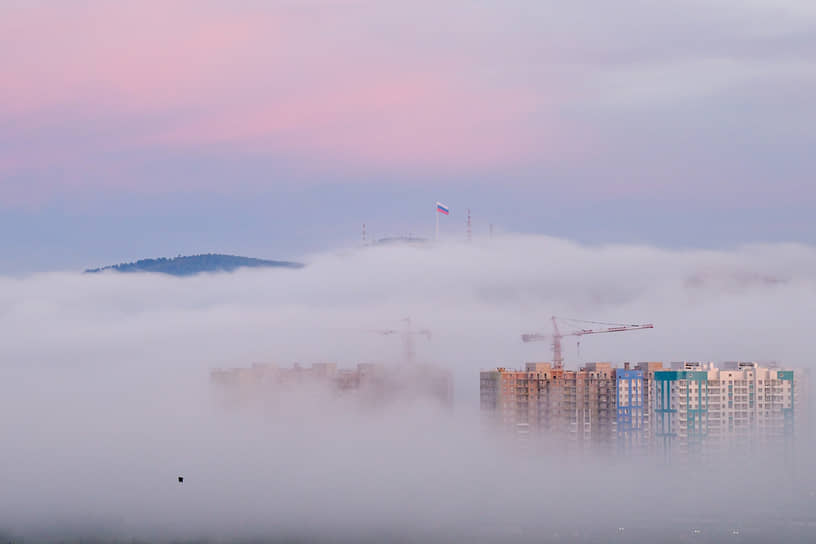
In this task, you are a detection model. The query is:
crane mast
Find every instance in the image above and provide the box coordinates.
[373,317,431,364]
[521,316,653,369]
[551,316,562,370]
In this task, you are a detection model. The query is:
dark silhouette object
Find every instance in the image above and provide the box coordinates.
[178,476,184,484]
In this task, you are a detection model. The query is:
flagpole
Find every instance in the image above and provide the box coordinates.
[435,203,439,241]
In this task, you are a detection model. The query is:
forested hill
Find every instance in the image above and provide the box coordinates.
[85,254,304,276]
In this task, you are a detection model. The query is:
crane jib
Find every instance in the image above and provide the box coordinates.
[521,318,654,369]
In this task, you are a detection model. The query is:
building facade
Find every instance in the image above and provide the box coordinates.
[481,361,806,457]
[654,361,805,459]
[480,362,648,454]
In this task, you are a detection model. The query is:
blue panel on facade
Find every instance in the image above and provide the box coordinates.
[616,370,643,452]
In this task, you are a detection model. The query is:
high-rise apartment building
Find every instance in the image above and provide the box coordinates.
[480,362,640,453]
[654,361,805,458]
[481,361,806,457]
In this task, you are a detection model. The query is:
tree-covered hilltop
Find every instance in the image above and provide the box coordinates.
[85,254,304,276]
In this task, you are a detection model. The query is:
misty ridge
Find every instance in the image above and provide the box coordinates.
[84,254,305,277]
[1,234,815,542]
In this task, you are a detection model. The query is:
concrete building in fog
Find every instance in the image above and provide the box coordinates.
[480,362,630,453]
[480,361,807,456]
[211,361,453,408]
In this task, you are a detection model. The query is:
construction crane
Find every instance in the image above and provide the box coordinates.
[373,318,431,364]
[521,316,653,369]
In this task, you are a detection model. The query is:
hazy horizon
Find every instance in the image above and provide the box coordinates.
[3,0,815,541]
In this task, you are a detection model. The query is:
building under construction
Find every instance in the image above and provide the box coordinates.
[211,361,453,409]
[481,362,642,454]
[480,361,808,457]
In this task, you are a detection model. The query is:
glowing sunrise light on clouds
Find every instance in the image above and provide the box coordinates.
[0,1,579,198]
[1,0,815,267]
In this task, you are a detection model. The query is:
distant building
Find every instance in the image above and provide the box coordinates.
[211,361,453,409]
[372,235,429,246]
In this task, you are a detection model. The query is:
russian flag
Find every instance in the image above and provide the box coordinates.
[436,201,450,215]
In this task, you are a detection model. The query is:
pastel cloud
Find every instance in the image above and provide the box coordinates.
[154,76,566,169]
[1,0,815,205]
[0,1,567,189]
[0,3,260,114]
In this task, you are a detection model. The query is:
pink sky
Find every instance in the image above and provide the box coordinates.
[1,0,814,208]
[0,1,580,197]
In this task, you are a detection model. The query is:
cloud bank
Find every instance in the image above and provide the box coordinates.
[1,235,815,541]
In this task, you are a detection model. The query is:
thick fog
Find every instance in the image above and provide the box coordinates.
[1,235,815,542]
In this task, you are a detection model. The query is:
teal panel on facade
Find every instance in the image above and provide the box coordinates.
[654,370,707,381]
[655,371,681,381]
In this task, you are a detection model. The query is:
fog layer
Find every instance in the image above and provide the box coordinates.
[1,235,814,541]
